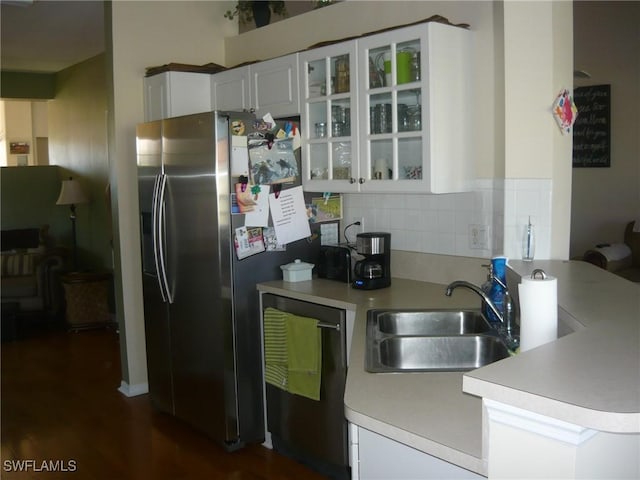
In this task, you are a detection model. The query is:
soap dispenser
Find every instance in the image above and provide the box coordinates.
[486,256,507,325]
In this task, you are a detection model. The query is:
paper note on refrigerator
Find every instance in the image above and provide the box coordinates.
[234,226,266,260]
[231,135,249,176]
[268,186,311,245]
[244,185,270,227]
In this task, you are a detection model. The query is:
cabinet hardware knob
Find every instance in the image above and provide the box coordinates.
[349,178,356,184]
[359,178,365,184]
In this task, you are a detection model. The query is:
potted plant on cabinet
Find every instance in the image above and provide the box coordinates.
[224,1,287,28]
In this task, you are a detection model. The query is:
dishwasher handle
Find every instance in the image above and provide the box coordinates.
[317,322,340,332]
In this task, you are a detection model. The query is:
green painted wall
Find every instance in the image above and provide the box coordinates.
[0,165,68,245]
[2,54,111,272]
[48,54,112,272]
[0,164,106,271]
[0,71,56,99]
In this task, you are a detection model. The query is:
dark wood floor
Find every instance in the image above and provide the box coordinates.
[1,323,329,480]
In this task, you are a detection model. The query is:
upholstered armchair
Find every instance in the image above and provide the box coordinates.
[1,226,66,316]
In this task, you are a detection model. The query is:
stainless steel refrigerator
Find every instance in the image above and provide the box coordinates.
[137,111,315,450]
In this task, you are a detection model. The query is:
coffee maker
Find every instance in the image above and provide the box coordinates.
[352,232,391,290]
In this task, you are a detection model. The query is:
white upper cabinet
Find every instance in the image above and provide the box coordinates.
[144,23,472,194]
[249,53,300,118]
[210,53,300,118]
[143,71,212,122]
[299,41,360,193]
[211,67,251,112]
[358,22,472,194]
[301,22,472,194]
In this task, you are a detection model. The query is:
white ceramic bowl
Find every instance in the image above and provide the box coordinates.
[280,259,314,282]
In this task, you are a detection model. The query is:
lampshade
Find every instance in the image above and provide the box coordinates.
[56,178,89,206]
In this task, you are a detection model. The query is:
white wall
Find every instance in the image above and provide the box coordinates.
[570,1,640,258]
[226,0,499,180]
[31,101,48,138]
[48,54,112,271]
[226,1,572,261]
[105,0,574,389]
[1,100,49,167]
[502,1,573,260]
[0,101,5,166]
[2,100,33,166]
[107,0,236,392]
[228,1,502,258]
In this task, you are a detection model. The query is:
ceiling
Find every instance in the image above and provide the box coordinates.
[1,0,104,73]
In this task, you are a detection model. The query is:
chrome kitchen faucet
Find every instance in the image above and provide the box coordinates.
[445,280,519,350]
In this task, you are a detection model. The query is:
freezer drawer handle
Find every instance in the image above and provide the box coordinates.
[317,322,340,332]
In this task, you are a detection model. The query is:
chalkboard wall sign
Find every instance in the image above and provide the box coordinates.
[572,84,611,167]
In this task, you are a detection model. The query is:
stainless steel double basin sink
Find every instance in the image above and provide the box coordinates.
[366,309,511,373]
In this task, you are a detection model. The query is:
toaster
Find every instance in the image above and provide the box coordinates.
[317,245,352,283]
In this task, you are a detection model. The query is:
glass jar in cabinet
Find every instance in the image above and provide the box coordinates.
[299,42,360,193]
[357,22,472,194]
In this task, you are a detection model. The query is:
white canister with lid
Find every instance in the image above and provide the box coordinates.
[280,259,314,282]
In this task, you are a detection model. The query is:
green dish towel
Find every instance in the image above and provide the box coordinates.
[286,313,322,401]
[263,307,288,390]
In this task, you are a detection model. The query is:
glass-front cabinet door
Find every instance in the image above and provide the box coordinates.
[300,22,471,194]
[357,22,472,194]
[300,42,359,192]
[357,25,428,192]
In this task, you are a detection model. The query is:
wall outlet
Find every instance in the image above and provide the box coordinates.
[469,224,489,250]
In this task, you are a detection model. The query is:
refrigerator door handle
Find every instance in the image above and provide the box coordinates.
[156,173,173,304]
[151,173,167,302]
[152,173,171,303]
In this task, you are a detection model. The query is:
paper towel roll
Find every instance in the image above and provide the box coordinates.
[518,275,558,352]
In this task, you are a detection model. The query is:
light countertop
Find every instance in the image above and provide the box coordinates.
[463,260,640,433]
[257,260,640,476]
[258,277,489,475]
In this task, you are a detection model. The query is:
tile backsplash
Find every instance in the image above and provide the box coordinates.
[502,178,552,261]
[342,178,552,261]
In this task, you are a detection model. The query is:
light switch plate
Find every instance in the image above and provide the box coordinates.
[469,224,489,250]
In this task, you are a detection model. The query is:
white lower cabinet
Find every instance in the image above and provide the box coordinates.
[351,424,483,480]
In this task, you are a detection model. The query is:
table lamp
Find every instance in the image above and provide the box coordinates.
[56,177,89,271]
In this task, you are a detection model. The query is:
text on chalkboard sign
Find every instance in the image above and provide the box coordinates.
[572,84,611,168]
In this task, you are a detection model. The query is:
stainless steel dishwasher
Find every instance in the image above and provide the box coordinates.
[261,293,349,479]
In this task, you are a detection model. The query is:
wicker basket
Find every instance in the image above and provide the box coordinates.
[62,272,112,329]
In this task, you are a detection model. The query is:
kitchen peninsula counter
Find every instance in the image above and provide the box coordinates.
[257,260,640,477]
[464,260,640,433]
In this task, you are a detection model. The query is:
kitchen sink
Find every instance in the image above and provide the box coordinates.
[368,308,491,336]
[368,335,510,372]
[365,309,511,373]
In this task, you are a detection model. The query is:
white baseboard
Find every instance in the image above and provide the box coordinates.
[118,380,148,397]
[262,431,273,450]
